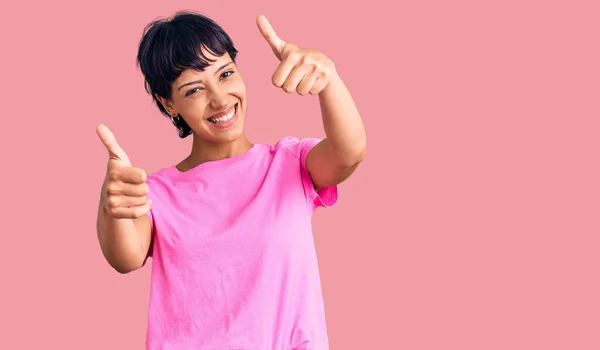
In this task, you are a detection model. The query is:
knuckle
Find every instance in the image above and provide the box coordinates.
[300,55,311,65]
[107,196,119,208]
[108,170,120,181]
[327,58,335,69]
[138,169,147,182]
[288,51,301,61]
[105,184,119,195]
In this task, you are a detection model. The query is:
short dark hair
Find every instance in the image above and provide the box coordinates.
[136,11,239,138]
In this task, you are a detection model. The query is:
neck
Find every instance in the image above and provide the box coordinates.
[177,133,254,172]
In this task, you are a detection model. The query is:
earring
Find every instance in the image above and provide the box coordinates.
[171,114,180,123]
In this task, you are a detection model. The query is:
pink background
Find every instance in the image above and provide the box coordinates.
[1,0,599,349]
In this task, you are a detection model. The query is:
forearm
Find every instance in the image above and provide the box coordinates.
[318,75,367,167]
[96,203,146,273]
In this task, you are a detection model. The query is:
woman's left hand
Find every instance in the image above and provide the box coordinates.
[257,15,339,96]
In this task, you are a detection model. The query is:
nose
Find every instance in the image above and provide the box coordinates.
[209,86,229,110]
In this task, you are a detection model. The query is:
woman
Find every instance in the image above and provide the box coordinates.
[96,10,366,350]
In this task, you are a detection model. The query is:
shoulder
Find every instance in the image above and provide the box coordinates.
[145,167,174,196]
[146,167,170,184]
[269,136,338,209]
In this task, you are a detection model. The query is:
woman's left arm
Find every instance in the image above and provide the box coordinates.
[257,15,367,190]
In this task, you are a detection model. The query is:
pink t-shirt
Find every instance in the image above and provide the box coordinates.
[143,137,338,350]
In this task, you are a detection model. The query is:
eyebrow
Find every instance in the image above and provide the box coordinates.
[177,62,234,91]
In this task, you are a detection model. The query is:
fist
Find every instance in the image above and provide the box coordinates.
[256,15,338,96]
[96,124,151,219]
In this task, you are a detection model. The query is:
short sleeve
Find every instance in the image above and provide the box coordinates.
[298,138,339,209]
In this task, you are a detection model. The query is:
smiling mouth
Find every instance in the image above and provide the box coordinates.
[207,104,237,124]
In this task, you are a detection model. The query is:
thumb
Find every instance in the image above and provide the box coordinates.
[96,124,131,167]
[256,15,286,60]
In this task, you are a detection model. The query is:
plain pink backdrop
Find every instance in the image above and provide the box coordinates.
[1,0,599,349]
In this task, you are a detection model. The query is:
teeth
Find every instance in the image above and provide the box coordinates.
[208,105,236,124]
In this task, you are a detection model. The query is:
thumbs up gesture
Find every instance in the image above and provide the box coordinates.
[256,15,338,96]
[96,124,151,219]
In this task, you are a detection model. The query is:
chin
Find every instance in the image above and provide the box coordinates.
[192,102,248,143]
[197,122,246,144]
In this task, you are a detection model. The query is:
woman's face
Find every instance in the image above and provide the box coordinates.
[158,48,247,144]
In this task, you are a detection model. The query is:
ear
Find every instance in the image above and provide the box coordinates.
[155,94,178,117]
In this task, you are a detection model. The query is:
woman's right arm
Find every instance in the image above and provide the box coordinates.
[95,124,153,274]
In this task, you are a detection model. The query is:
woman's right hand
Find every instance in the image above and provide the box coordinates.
[96,124,152,219]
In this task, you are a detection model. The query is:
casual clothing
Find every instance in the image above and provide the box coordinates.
[143,137,338,350]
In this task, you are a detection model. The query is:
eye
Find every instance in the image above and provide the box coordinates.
[185,87,204,97]
[221,70,234,80]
